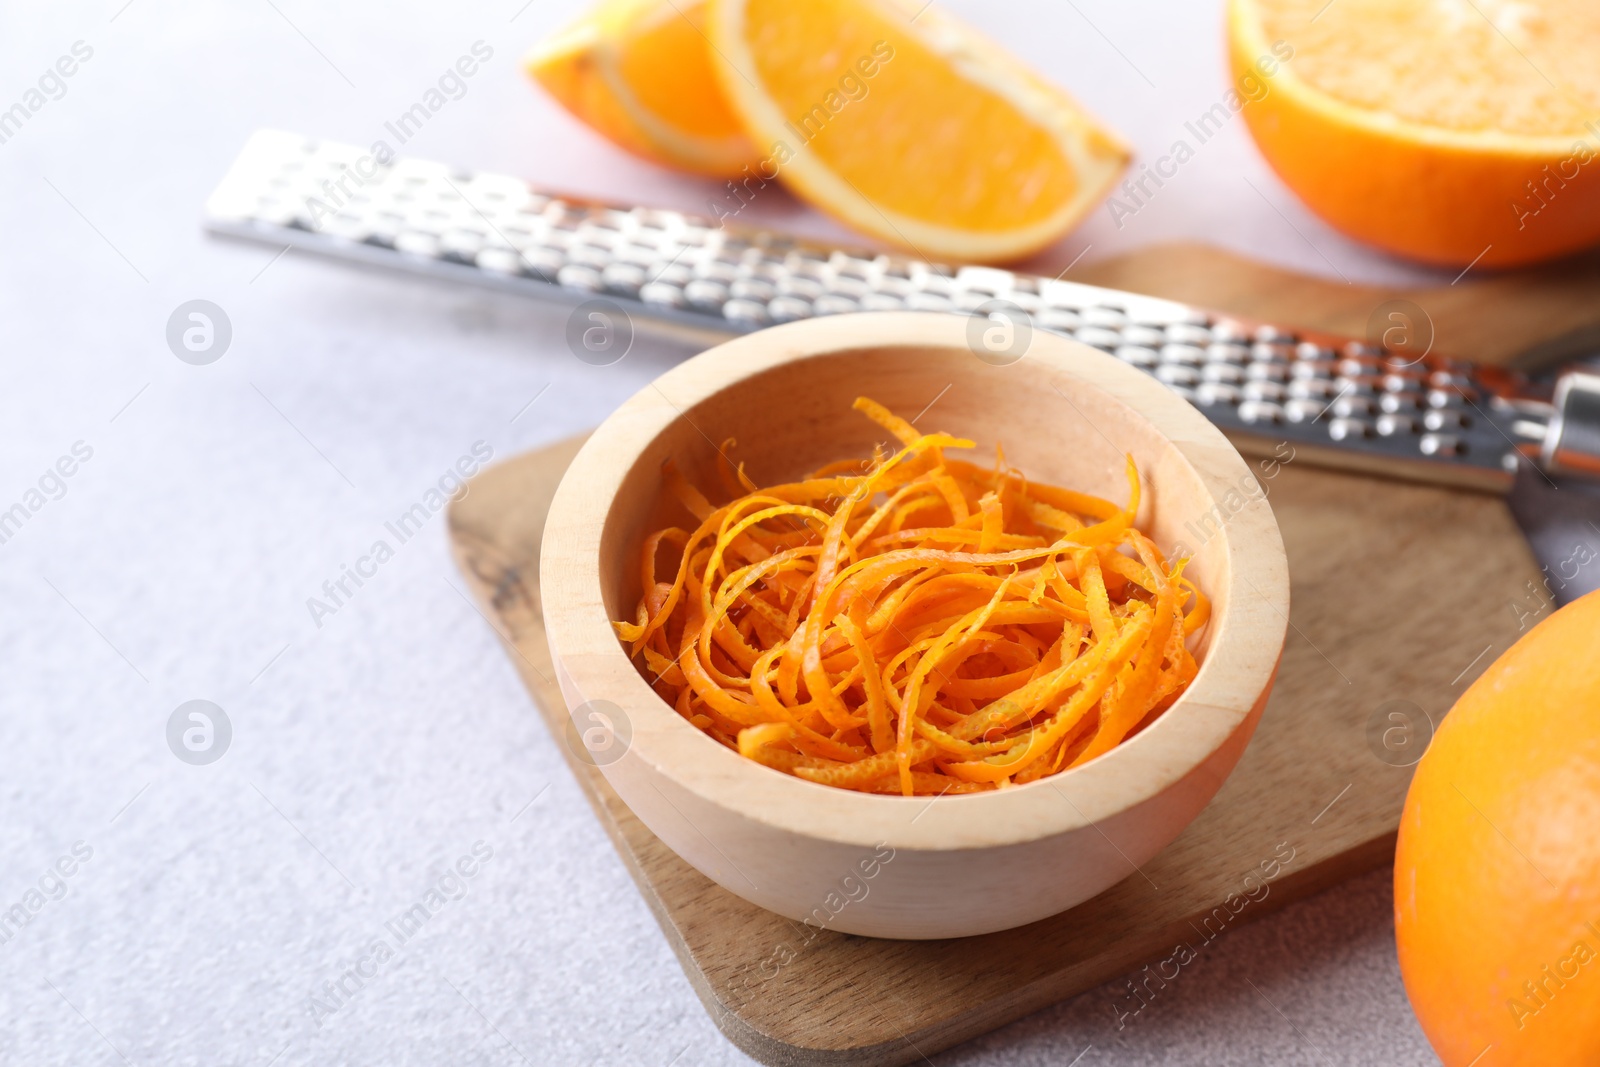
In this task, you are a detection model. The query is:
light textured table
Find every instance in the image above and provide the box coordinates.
[1,3,1596,1065]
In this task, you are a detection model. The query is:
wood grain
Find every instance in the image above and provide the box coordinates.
[449,435,1542,1065]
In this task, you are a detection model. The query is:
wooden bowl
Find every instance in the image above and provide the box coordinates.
[541,312,1289,939]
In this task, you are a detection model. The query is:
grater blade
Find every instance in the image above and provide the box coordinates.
[205,129,1600,493]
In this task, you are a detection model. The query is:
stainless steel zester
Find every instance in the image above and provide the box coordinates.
[203,130,1600,492]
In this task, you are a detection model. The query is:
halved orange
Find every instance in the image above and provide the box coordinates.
[527,0,762,178]
[1230,0,1600,268]
[704,0,1130,262]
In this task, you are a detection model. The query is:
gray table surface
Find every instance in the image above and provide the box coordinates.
[4,2,1598,1065]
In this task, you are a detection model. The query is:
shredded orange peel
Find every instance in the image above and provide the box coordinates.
[614,398,1211,797]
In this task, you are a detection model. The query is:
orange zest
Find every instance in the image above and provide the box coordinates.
[614,398,1210,796]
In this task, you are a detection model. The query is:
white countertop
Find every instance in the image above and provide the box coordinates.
[3,2,1596,1064]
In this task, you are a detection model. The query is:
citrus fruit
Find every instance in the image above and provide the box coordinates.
[1395,588,1600,1065]
[703,0,1130,262]
[526,0,762,177]
[1229,0,1600,268]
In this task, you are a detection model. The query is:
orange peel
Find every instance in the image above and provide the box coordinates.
[614,398,1209,796]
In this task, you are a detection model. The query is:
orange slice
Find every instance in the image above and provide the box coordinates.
[527,0,762,177]
[703,0,1130,262]
[1230,0,1600,268]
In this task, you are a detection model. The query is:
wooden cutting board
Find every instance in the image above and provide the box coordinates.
[447,245,1549,1065]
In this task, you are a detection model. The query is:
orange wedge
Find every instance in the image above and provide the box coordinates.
[527,0,762,177]
[1230,0,1600,268]
[703,0,1130,262]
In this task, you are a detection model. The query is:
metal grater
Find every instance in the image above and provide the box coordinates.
[203,130,1600,492]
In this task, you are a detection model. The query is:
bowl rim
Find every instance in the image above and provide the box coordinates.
[541,312,1289,852]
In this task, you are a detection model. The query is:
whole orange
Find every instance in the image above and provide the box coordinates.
[1395,588,1600,1065]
